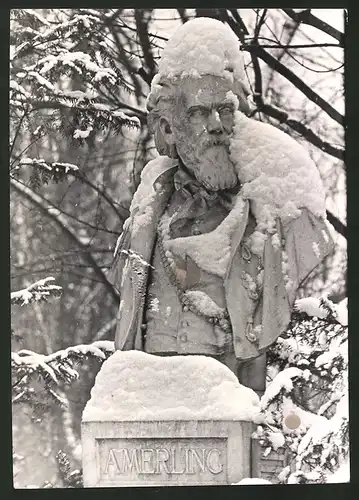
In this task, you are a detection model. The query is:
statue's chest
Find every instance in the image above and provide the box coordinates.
[158,193,256,281]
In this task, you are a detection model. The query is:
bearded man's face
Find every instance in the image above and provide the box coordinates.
[171,75,238,191]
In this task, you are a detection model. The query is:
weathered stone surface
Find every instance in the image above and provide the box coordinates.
[82,420,252,487]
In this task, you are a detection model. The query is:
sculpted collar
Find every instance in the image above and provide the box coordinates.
[168,163,241,236]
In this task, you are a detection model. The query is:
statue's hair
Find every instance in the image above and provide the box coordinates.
[146,75,251,158]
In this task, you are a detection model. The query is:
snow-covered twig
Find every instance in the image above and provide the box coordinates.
[11,277,62,306]
[18,157,79,174]
[12,340,115,374]
[12,341,115,405]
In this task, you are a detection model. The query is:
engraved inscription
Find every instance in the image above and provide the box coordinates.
[103,447,223,475]
[97,438,227,484]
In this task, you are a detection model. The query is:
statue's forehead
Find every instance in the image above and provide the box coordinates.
[175,75,233,108]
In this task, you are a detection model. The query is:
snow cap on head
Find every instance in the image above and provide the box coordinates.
[146,17,250,156]
[154,17,249,91]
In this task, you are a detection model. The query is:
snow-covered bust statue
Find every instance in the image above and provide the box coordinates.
[109,18,334,396]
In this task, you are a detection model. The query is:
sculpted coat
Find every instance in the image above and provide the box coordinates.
[109,123,334,362]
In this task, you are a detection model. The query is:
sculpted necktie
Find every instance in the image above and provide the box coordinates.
[169,166,241,237]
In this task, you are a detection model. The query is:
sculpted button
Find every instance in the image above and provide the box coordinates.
[179,333,188,342]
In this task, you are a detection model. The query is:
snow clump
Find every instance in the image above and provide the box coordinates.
[130,156,178,236]
[229,106,326,249]
[294,297,328,319]
[82,350,260,422]
[233,478,273,485]
[164,194,246,277]
[155,17,247,85]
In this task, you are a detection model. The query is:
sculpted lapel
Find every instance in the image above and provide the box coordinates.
[114,159,177,350]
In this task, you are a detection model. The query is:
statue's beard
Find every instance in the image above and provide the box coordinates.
[176,140,238,191]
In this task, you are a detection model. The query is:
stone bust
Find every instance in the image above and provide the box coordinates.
[109,18,334,397]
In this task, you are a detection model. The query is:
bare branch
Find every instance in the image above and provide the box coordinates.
[254,9,267,39]
[223,15,344,127]
[243,42,342,50]
[251,98,344,161]
[10,177,120,302]
[92,318,117,342]
[282,9,344,45]
[228,9,249,36]
[248,45,344,126]
[69,170,129,222]
[134,9,156,79]
[326,210,347,239]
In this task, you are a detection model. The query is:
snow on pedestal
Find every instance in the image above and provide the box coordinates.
[81,351,260,487]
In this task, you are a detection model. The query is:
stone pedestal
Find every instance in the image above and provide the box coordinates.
[82,419,252,487]
[81,351,260,487]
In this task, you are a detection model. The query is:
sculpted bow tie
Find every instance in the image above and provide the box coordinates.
[168,166,241,237]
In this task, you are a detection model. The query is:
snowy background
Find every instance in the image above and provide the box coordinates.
[10,9,347,487]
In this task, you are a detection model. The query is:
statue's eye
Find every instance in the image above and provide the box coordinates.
[218,105,233,116]
[189,107,208,120]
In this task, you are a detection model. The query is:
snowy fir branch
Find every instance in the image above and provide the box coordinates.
[10,10,142,151]
[12,158,79,187]
[255,296,348,483]
[11,341,114,408]
[56,450,83,488]
[11,277,62,306]
[27,450,83,488]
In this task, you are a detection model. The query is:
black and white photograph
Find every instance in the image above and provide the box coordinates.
[10,8,348,488]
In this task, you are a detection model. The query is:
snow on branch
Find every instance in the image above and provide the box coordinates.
[11,277,62,306]
[267,297,348,379]
[261,367,305,409]
[12,341,115,406]
[12,13,99,60]
[12,340,115,377]
[294,296,348,326]
[13,157,79,187]
[256,293,348,483]
[10,12,142,148]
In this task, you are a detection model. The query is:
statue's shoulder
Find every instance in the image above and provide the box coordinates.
[129,156,178,215]
[139,156,179,186]
[231,112,327,229]
[233,112,310,165]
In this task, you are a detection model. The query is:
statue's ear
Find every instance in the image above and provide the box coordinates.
[159,117,176,146]
[232,81,251,116]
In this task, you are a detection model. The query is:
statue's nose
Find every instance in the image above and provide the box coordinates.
[207,110,223,133]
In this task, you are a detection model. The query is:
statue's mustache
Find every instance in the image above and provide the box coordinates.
[199,135,231,150]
